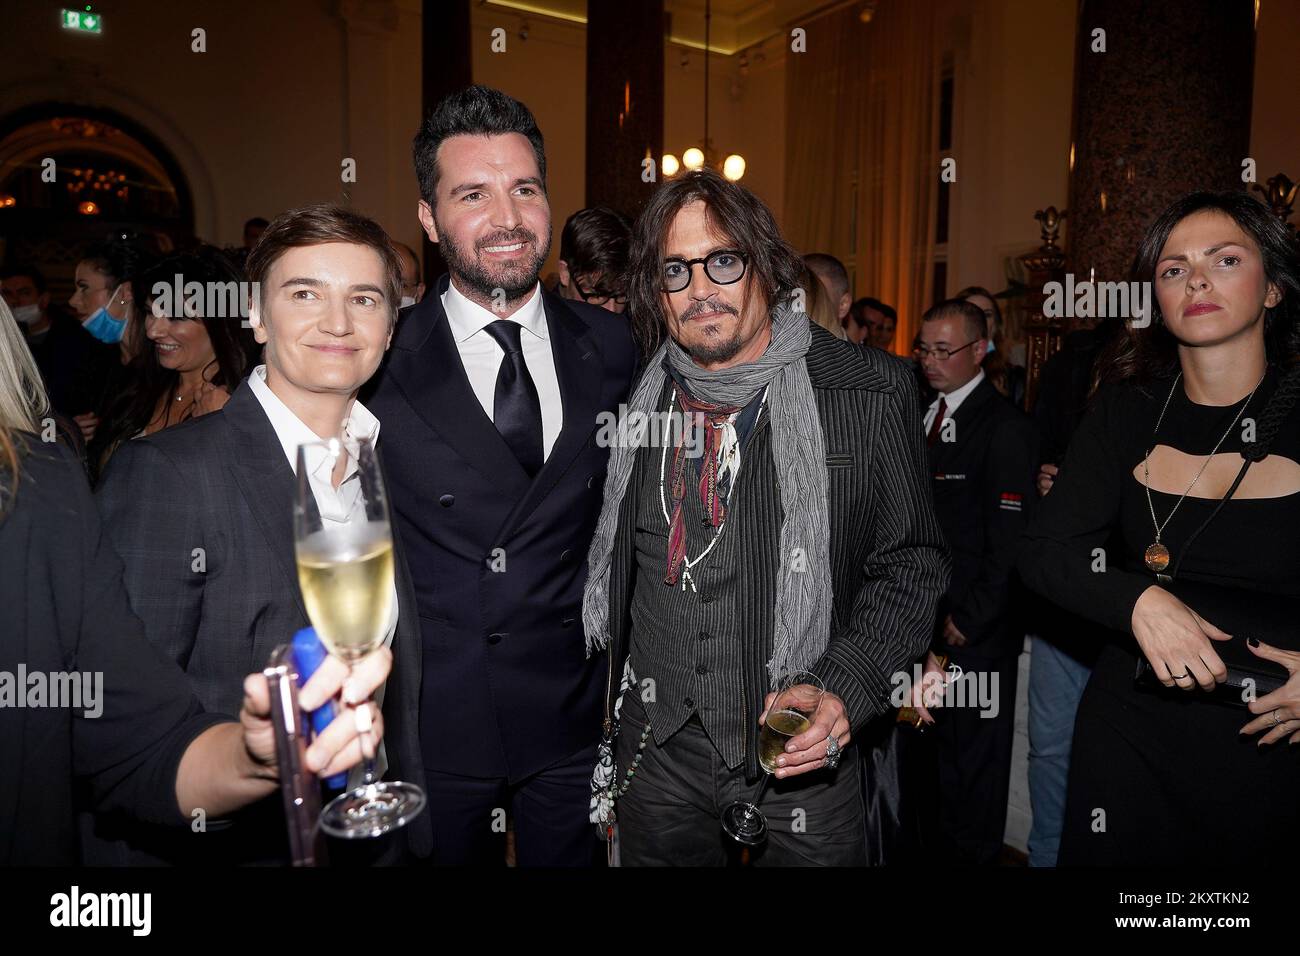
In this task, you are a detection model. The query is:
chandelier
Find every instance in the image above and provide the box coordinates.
[661,0,745,181]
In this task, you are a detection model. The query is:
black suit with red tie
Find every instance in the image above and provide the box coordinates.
[363,274,638,864]
[923,374,1039,864]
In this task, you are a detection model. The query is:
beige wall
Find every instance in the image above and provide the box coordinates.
[663,33,788,229]
[345,1,426,254]
[0,0,426,253]
[0,0,790,279]
[470,6,586,279]
[2,0,1292,287]
[943,0,1077,299]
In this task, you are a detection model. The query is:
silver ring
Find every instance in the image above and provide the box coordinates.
[1272,710,1285,726]
[824,734,841,769]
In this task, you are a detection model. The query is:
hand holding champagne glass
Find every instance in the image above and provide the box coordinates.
[294,436,425,839]
[721,671,825,846]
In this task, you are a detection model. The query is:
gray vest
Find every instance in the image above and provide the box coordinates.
[628,394,770,770]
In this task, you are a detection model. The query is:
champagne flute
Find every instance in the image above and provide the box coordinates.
[721,671,824,846]
[294,437,426,839]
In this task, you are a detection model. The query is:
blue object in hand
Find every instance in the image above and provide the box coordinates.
[291,627,348,790]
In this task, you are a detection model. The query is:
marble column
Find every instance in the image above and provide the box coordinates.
[584,0,664,217]
[1066,0,1256,282]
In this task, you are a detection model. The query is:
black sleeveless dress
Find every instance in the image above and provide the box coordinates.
[1020,368,1300,865]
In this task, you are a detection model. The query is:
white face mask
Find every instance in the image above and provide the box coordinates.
[12,303,41,325]
[399,295,416,309]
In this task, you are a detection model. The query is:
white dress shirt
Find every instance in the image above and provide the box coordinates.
[924,368,986,434]
[442,278,564,460]
[249,365,397,781]
[247,365,399,654]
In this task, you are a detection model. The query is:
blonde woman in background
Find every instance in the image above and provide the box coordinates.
[958,284,1025,406]
[0,294,50,452]
[800,261,848,340]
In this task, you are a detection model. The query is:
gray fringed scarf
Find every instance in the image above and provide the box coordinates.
[582,301,832,685]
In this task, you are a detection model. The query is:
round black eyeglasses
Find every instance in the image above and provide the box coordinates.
[661,250,748,293]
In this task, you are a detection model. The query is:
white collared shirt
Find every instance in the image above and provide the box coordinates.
[924,368,986,434]
[442,278,563,460]
[247,365,398,654]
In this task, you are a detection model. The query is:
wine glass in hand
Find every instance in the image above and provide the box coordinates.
[721,671,825,846]
[294,437,425,839]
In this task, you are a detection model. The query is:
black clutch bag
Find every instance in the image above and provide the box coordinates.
[1133,639,1288,708]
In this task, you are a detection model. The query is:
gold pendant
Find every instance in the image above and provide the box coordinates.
[1144,542,1170,572]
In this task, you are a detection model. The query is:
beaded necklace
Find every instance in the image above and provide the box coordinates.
[604,385,769,813]
[657,385,768,591]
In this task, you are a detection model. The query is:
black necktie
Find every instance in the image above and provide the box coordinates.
[483,320,544,476]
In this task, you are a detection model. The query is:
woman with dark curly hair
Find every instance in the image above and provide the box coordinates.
[90,244,257,481]
[66,232,154,441]
[1019,191,1300,865]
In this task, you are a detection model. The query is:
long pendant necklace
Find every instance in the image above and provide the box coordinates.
[1141,370,1264,572]
[659,387,732,593]
[657,386,767,592]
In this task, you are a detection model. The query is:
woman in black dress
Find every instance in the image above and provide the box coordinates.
[1019,191,1300,865]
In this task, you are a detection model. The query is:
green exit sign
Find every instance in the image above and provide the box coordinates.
[61,9,102,33]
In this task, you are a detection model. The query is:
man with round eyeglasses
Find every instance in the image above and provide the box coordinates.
[556,206,634,315]
[582,167,949,866]
[915,297,1038,865]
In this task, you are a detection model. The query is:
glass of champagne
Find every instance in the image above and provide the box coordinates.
[294,437,426,839]
[721,671,824,846]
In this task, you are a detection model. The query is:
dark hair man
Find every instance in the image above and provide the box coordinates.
[556,206,634,315]
[365,85,638,865]
[848,296,898,350]
[584,168,949,865]
[912,297,1038,865]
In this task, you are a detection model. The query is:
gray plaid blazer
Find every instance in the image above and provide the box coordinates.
[95,380,420,719]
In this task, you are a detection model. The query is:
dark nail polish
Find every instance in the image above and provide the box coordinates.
[1248,637,1260,647]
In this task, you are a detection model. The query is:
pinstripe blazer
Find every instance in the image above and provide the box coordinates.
[604,324,951,779]
[95,383,421,719]
[91,382,418,864]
